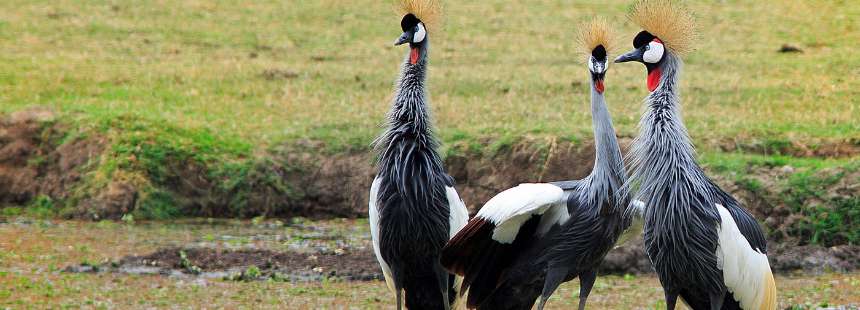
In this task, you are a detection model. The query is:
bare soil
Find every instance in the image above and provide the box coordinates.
[720,138,860,158]
[64,242,860,280]
[0,108,104,206]
[110,247,382,281]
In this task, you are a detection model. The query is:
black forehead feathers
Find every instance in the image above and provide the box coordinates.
[633,31,655,48]
[591,45,607,61]
[400,14,421,32]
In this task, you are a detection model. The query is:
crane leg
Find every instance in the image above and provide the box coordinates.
[395,286,403,310]
[536,266,569,310]
[664,290,679,310]
[577,269,598,310]
[435,263,451,310]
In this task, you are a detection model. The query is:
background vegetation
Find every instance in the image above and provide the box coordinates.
[0,0,857,245]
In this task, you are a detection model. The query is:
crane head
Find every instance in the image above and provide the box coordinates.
[578,18,614,95]
[613,0,696,91]
[589,45,608,94]
[394,14,427,64]
[614,31,665,65]
[614,31,666,92]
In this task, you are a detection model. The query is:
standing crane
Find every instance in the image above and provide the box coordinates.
[441,19,638,310]
[613,1,777,309]
[368,1,469,309]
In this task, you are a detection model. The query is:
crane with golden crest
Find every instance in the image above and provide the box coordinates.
[441,19,643,310]
[368,0,468,309]
[613,1,777,309]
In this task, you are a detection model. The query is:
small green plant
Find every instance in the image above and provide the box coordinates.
[244,266,261,279]
[735,176,763,192]
[0,207,23,217]
[782,169,859,246]
[120,214,135,225]
[178,250,201,275]
[27,195,56,218]
[222,265,263,282]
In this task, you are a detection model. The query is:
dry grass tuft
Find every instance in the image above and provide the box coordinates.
[396,0,443,35]
[629,0,697,55]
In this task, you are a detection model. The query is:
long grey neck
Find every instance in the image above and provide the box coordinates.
[584,76,626,211]
[626,52,712,211]
[388,42,431,139]
[374,41,437,159]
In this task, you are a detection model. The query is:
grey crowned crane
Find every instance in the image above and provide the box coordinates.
[614,1,777,309]
[368,1,468,309]
[441,19,640,310]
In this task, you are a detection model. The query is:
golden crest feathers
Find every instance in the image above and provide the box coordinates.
[396,0,443,35]
[629,0,696,55]
[578,18,615,59]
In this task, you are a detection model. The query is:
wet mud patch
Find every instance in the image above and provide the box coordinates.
[65,246,382,282]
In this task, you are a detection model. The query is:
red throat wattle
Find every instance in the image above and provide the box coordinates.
[410,47,420,64]
[595,80,605,94]
[647,68,661,92]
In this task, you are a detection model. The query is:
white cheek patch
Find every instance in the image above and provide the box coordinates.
[643,41,665,63]
[588,56,606,74]
[413,23,426,43]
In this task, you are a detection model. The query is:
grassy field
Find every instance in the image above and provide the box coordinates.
[1,219,858,309]
[0,2,857,308]
[0,0,857,155]
[0,0,857,222]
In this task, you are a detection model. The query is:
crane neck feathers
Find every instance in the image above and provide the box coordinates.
[373,40,450,213]
[625,52,718,213]
[581,77,627,213]
[383,42,432,140]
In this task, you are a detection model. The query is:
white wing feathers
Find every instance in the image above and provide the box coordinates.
[715,204,777,310]
[446,186,469,238]
[368,177,396,293]
[476,183,567,244]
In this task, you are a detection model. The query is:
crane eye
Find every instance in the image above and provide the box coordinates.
[412,23,426,43]
[643,41,664,63]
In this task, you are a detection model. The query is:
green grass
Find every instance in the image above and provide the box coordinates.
[783,162,860,246]
[0,1,857,220]
[0,0,857,153]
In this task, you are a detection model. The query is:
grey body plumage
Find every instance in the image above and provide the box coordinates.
[619,40,770,309]
[371,15,461,309]
[441,45,636,309]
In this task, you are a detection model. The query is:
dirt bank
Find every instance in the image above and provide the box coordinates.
[0,109,104,206]
[0,111,857,248]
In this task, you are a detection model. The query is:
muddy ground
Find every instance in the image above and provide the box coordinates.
[66,247,381,282]
[51,217,859,280]
[2,219,859,308]
[64,242,860,282]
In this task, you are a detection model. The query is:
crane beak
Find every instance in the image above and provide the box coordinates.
[394,31,412,46]
[614,48,644,63]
